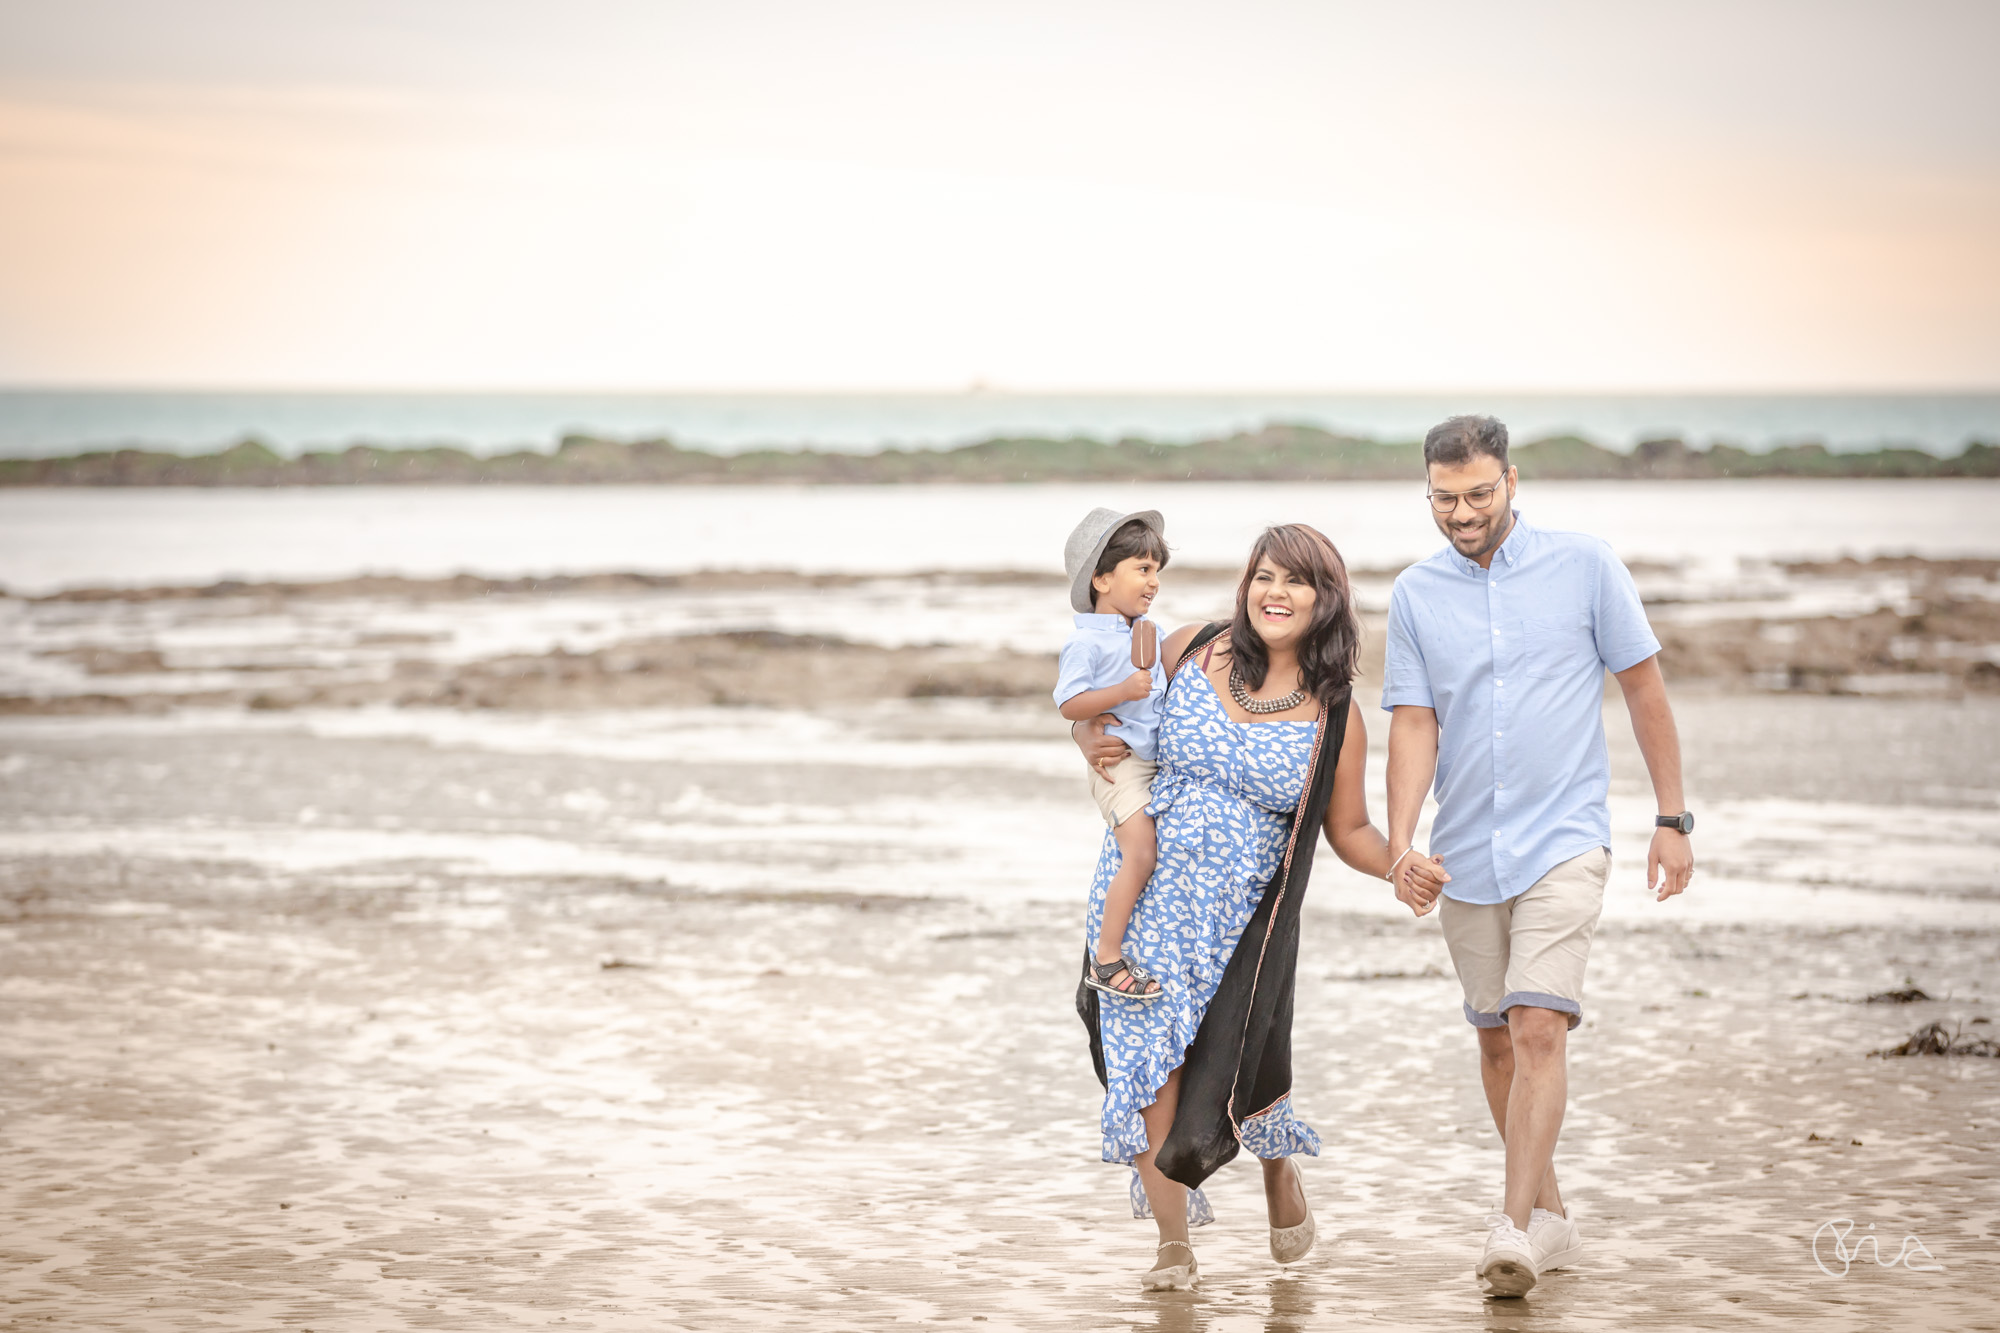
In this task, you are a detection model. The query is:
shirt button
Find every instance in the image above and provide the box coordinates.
[1496,679,1504,687]
[1497,782,1505,789]
[1493,830,1501,838]
[1494,730,1502,738]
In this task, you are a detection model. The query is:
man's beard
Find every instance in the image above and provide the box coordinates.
[1451,523,1490,554]
[1446,507,1511,558]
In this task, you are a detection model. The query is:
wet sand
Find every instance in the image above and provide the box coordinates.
[2,847,1998,1332]
[3,556,2000,1329]
[2,685,1998,1331]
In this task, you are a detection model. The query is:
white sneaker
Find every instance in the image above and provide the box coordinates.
[1529,1206,1582,1270]
[1477,1213,1538,1298]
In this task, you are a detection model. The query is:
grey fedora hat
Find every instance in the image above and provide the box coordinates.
[1064,507,1166,614]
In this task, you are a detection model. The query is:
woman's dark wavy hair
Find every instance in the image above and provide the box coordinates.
[1226,523,1360,706]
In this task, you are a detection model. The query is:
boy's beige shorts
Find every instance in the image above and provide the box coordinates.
[1439,846,1611,1031]
[1088,756,1157,829]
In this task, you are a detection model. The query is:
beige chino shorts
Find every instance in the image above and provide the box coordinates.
[1439,846,1610,1031]
[1088,756,1157,829]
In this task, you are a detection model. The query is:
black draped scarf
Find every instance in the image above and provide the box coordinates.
[1076,621,1351,1190]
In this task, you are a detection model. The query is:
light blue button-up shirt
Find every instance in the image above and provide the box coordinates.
[1382,513,1660,905]
[1055,613,1167,760]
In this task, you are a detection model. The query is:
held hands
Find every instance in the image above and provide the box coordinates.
[1393,852,1449,917]
[1648,827,1694,902]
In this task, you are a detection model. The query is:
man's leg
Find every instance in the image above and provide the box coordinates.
[1440,895,1523,1202]
[1488,848,1609,1230]
[1480,1014,1567,1230]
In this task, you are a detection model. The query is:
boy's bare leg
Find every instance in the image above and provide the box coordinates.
[1476,1016,1567,1228]
[1135,1069,1189,1262]
[1095,811,1157,964]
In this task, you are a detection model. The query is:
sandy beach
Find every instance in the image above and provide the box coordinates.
[9,0,2000,1320]
[3,550,1998,1330]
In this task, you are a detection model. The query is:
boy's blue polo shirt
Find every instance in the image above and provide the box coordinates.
[1055,613,1166,761]
[1382,513,1660,905]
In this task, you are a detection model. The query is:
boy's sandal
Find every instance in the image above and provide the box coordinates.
[1086,955,1162,1002]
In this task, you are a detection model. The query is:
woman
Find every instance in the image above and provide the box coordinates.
[1073,523,1436,1290]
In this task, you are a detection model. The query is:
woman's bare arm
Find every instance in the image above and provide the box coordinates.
[1159,623,1202,670]
[1322,699,1449,907]
[1322,699,1392,877]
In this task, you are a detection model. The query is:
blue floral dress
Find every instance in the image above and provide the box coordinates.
[1084,660,1322,1219]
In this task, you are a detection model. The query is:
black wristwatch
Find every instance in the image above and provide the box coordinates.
[1656,811,1694,834]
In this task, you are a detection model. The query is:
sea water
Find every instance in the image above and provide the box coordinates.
[1,479,1994,594]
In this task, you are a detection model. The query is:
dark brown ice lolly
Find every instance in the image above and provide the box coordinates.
[1131,619,1158,671]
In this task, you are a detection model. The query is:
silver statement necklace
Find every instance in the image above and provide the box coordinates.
[1228,667,1308,714]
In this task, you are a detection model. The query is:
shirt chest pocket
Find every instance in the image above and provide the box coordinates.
[1522,614,1598,679]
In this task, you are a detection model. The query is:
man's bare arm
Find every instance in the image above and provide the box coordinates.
[1613,654,1693,901]
[1386,705,1448,915]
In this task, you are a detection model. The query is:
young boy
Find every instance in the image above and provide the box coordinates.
[1057,507,1170,1002]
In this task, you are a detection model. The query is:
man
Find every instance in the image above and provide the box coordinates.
[1383,415,1694,1299]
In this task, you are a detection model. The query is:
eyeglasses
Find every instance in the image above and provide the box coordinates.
[1426,480,1505,514]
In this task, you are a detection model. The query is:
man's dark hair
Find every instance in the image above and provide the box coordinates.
[1095,519,1170,576]
[1423,415,1510,470]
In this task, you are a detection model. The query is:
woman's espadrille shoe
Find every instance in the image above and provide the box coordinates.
[1269,1158,1316,1264]
[1139,1239,1199,1291]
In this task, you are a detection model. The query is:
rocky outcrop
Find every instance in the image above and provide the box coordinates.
[5,428,1994,486]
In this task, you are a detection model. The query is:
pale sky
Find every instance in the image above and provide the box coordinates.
[1,0,1995,391]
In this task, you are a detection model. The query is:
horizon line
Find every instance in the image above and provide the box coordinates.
[5,383,2000,398]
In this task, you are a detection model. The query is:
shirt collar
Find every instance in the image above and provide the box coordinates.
[1074,612,1132,630]
[1495,510,1529,566]
[1456,509,1529,574]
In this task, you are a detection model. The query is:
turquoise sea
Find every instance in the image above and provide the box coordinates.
[1,390,1996,458]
